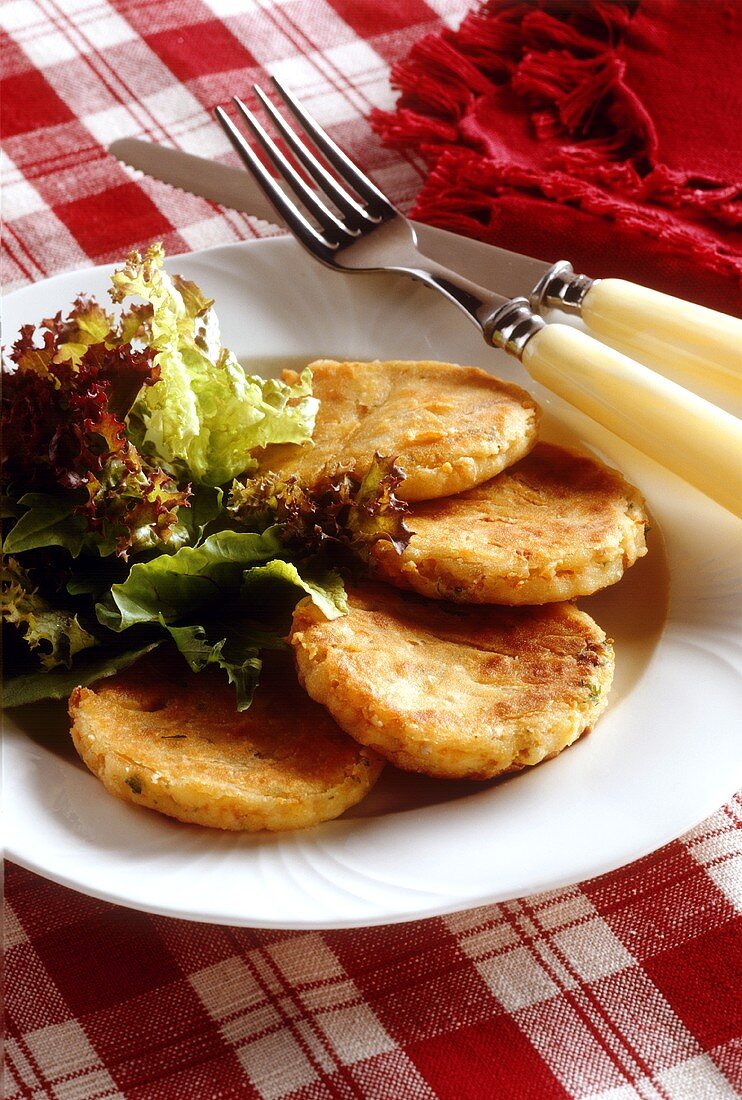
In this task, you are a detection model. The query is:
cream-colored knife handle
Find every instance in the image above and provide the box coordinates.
[581,279,742,399]
[521,324,742,517]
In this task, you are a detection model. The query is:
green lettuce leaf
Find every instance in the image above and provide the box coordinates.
[91,528,347,706]
[3,493,88,557]
[177,484,224,542]
[96,528,284,630]
[3,642,161,707]
[164,622,264,711]
[114,244,318,485]
[2,555,98,669]
[241,559,347,622]
[160,560,345,709]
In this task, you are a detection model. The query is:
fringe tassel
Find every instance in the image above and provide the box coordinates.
[371,0,740,239]
[372,0,642,160]
[415,149,742,282]
[386,34,500,122]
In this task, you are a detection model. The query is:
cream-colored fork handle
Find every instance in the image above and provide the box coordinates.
[581,279,742,399]
[522,324,742,517]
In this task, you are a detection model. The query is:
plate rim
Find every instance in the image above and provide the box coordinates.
[7,792,735,930]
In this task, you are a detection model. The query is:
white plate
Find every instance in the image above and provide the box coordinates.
[4,238,741,929]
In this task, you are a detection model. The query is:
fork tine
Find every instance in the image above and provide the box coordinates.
[214,106,334,257]
[252,84,371,227]
[271,77,395,216]
[232,96,353,241]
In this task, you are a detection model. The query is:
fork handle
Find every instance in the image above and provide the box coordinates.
[520,323,742,517]
[535,268,742,401]
[581,279,742,398]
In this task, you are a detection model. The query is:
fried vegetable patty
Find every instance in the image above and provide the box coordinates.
[69,650,383,831]
[370,443,648,604]
[291,584,614,780]
[257,359,539,501]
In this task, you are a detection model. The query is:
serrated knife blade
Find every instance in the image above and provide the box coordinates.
[108,138,550,299]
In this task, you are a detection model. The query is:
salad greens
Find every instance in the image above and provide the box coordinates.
[114,244,318,486]
[2,643,162,709]
[228,455,412,560]
[2,244,408,710]
[2,556,97,669]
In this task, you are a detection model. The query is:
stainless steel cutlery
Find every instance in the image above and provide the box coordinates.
[109,81,742,514]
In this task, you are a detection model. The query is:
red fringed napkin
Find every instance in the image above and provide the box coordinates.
[372,0,742,316]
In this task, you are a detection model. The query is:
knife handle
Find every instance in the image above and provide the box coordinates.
[580,279,742,402]
[520,323,742,517]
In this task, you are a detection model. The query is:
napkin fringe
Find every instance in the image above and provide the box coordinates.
[417,150,742,283]
[371,0,741,311]
[374,0,650,161]
[372,0,740,230]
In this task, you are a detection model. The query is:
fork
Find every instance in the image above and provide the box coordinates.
[215,81,742,517]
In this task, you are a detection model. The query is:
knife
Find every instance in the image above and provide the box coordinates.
[108,139,546,307]
[110,138,741,411]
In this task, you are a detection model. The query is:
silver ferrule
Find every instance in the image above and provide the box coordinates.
[484,297,546,361]
[529,261,595,317]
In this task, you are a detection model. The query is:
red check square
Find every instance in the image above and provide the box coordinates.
[643,917,742,1050]
[329,0,437,37]
[145,19,258,82]
[56,181,174,260]
[407,1015,571,1100]
[1,67,76,138]
[32,909,182,1016]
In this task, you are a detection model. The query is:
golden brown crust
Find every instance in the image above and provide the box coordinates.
[290,583,614,780]
[256,359,539,501]
[69,650,383,831]
[370,443,648,604]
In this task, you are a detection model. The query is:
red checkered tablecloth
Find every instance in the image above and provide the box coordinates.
[3,2,742,1098]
